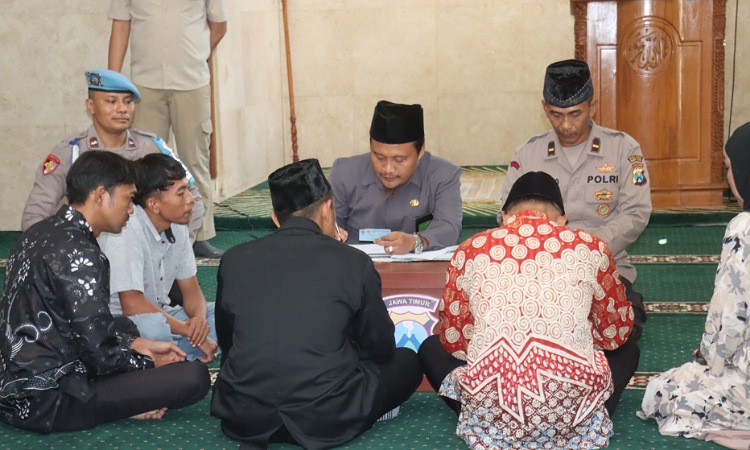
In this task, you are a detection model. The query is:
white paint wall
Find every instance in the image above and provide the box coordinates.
[1,0,747,230]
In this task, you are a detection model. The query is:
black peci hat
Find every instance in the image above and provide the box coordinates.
[369,100,424,144]
[502,171,565,215]
[543,59,593,108]
[268,159,331,213]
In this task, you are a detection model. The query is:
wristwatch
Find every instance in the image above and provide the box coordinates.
[413,233,424,254]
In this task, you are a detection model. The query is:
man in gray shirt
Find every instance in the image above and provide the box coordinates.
[329,100,462,255]
[99,154,218,363]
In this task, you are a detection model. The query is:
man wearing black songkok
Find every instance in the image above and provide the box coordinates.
[329,100,462,255]
[499,59,651,417]
[210,159,423,449]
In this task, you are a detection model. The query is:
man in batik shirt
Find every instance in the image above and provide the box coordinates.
[419,171,633,449]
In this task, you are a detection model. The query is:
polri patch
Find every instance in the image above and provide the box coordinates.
[42,154,60,175]
[632,163,647,186]
[628,155,643,164]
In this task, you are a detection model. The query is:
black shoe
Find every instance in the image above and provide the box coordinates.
[193,240,225,258]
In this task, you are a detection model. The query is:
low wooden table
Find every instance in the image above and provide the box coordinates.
[375,260,450,391]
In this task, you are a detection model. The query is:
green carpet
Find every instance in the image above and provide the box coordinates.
[637,315,708,372]
[0,187,736,449]
[0,391,723,449]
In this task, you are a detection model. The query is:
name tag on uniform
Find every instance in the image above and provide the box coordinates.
[359,228,391,242]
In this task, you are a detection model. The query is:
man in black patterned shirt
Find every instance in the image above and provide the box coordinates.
[0,151,209,433]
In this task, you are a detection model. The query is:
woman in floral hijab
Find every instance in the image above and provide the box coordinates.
[639,122,750,449]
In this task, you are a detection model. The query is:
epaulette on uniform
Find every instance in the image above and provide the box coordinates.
[131,128,158,139]
[597,125,640,148]
[55,130,87,147]
[598,125,625,138]
[525,130,553,145]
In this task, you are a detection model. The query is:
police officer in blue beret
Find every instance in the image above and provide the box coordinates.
[22,69,205,243]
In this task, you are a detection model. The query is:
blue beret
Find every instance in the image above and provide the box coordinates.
[84,69,140,100]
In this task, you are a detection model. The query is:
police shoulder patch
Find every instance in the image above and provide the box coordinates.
[42,154,61,176]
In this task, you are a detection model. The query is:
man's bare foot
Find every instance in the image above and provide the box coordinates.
[131,407,168,420]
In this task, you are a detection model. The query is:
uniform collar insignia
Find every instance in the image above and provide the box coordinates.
[89,136,99,149]
[591,137,601,153]
[547,141,556,157]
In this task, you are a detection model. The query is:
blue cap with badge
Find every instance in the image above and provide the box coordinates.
[84,69,140,100]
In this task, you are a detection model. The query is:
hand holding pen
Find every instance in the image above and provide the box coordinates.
[335,223,348,243]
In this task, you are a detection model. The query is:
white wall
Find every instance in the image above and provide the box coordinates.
[1,0,748,230]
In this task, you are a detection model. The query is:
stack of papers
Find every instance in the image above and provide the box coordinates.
[350,244,458,262]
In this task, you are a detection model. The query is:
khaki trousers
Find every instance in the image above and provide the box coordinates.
[134,84,216,241]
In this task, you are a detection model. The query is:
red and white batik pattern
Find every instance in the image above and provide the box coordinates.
[439,210,633,449]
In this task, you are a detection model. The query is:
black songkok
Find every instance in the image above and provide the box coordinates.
[369,100,424,144]
[543,59,594,108]
[268,159,331,213]
[502,171,565,215]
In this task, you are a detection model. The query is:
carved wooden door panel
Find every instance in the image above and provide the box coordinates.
[572,0,726,208]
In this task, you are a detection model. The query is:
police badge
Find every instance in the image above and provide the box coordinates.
[42,154,60,176]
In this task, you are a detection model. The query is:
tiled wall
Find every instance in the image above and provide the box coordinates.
[1,0,748,230]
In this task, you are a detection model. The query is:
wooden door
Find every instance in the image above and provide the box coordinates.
[572,0,726,208]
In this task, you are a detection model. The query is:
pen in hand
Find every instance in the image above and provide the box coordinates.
[335,222,346,243]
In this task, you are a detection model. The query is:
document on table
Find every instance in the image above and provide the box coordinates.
[350,244,390,261]
[392,245,458,261]
[350,244,457,262]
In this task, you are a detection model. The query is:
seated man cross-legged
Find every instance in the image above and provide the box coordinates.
[211,159,423,449]
[420,171,634,449]
[99,153,218,362]
[0,151,208,433]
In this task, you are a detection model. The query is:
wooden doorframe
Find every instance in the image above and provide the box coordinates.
[570,0,727,207]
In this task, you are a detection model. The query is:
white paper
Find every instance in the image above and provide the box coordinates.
[391,245,458,261]
[350,243,390,260]
[349,244,457,262]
